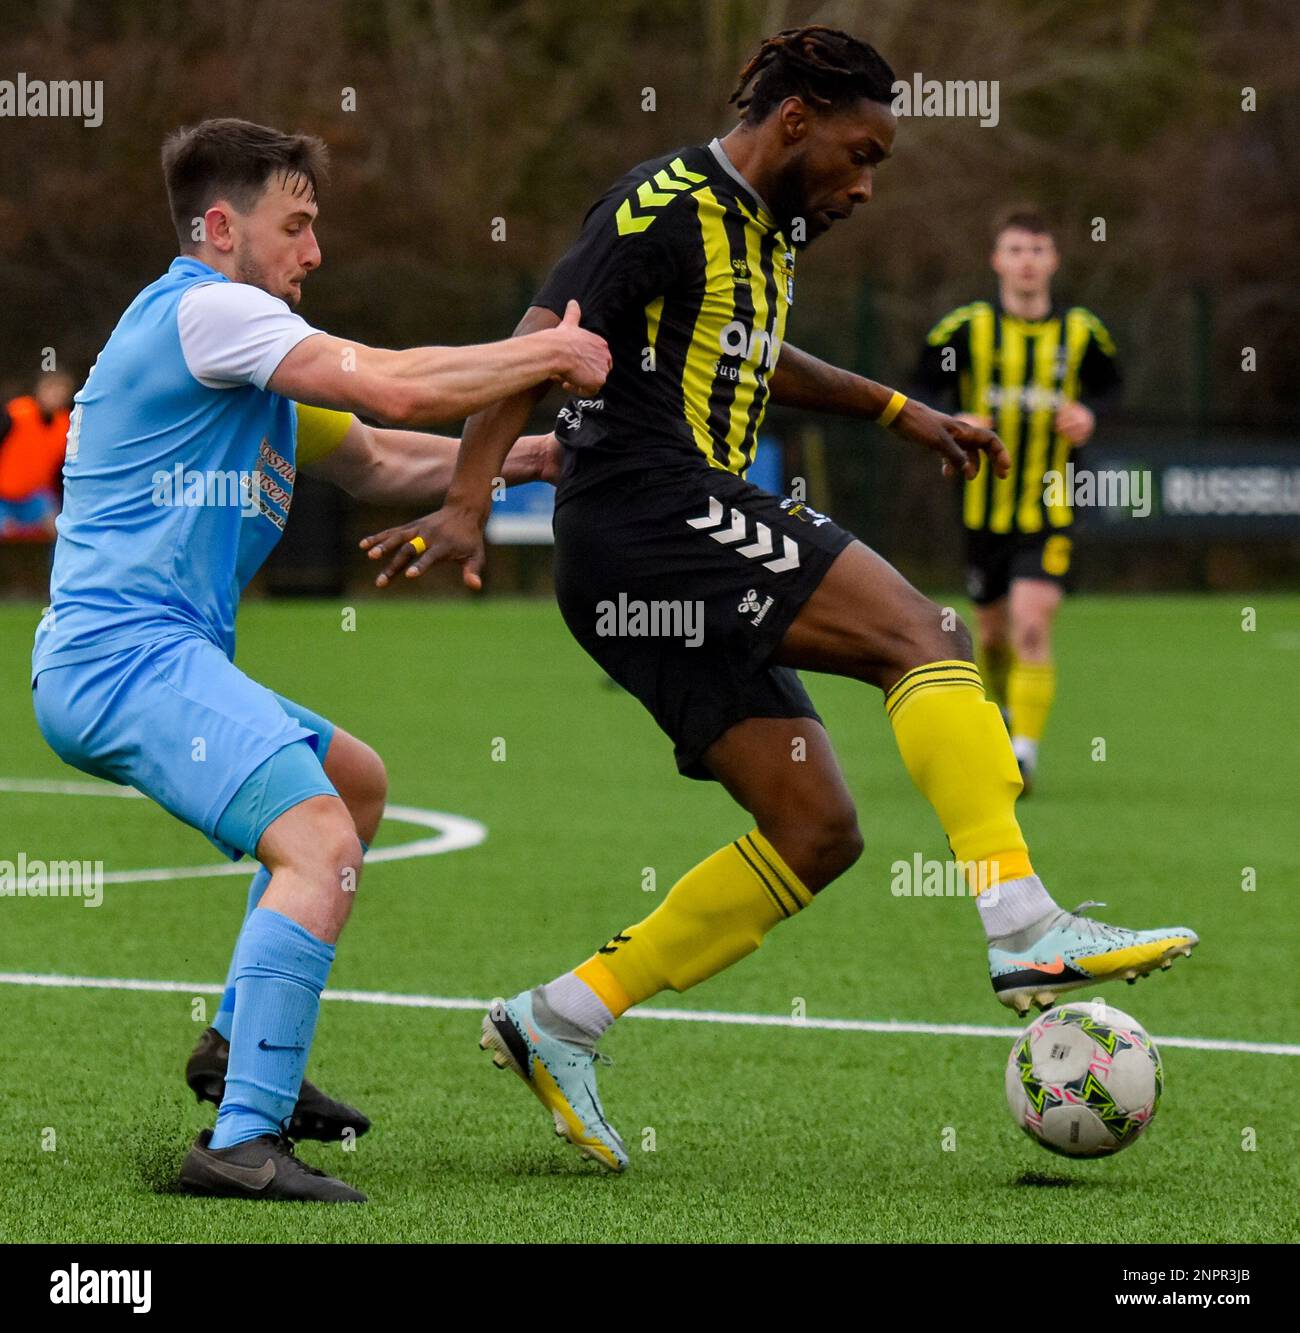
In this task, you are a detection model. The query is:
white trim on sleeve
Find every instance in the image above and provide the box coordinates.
[177,280,322,391]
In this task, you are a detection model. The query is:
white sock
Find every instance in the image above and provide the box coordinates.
[977,874,1058,940]
[1011,736,1039,767]
[534,971,614,1044]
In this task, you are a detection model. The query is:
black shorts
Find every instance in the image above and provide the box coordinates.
[963,527,1076,606]
[553,458,855,780]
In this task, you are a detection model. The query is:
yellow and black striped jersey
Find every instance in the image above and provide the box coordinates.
[918,300,1121,533]
[533,140,795,488]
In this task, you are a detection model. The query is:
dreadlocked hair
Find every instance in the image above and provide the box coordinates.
[729,26,896,124]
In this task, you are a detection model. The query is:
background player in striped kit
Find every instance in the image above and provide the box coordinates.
[918,208,1121,792]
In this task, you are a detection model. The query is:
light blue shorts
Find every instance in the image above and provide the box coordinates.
[32,634,338,859]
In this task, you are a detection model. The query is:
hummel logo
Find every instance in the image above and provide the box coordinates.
[615,157,707,235]
[686,497,800,572]
[258,1038,305,1052]
[1006,954,1067,975]
[738,590,775,626]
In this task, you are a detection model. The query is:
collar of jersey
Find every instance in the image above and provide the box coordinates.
[707,137,777,229]
[995,297,1062,332]
[169,255,227,283]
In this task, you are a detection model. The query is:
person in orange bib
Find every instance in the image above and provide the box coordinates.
[0,371,74,538]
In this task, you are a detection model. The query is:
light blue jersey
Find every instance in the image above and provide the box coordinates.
[33,256,312,675]
[30,257,343,859]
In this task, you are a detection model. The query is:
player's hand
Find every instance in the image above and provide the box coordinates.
[890,398,1010,480]
[360,503,487,591]
[549,301,611,396]
[1055,400,1095,445]
[954,412,994,431]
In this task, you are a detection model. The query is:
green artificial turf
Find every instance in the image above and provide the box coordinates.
[0,595,1295,1242]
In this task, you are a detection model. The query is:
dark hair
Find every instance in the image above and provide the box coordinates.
[729,26,896,124]
[993,206,1053,243]
[161,117,328,250]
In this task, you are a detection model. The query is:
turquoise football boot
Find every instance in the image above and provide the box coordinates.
[990,900,1198,1016]
[479,991,628,1172]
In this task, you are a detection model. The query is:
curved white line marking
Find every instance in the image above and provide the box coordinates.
[0,972,1294,1057]
[3,781,1291,1059]
[0,777,486,883]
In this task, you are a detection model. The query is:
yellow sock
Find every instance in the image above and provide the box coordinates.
[976,640,1012,708]
[885,660,1031,892]
[575,830,812,1016]
[1008,659,1056,743]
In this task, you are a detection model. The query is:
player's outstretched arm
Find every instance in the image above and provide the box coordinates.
[771,342,1010,481]
[307,415,559,505]
[360,305,567,590]
[269,300,608,427]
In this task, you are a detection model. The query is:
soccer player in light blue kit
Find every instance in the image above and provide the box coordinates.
[30,118,609,1202]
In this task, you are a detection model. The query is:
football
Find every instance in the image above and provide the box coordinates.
[1006,1001,1163,1158]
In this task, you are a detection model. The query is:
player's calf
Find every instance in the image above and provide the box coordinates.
[708,716,863,892]
[754,797,863,893]
[206,797,361,1186]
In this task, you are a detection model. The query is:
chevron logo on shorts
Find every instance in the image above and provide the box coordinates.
[685,497,801,573]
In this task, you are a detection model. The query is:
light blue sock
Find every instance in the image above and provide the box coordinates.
[209,908,335,1150]
[213,866,272,1040]
[212,842,364,1041]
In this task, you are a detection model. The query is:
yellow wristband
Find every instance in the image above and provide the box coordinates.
[408,535,427,555]
[877,391,908,428]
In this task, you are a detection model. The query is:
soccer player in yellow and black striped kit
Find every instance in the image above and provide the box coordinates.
[366,27,1195,1172]
[919,209,1121,792]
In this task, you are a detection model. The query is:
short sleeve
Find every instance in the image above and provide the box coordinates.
[916,306,972,397]
[1076,311,1121,400]
[178,281,323,390]
[924,305,976,353]
[532,186,685,337]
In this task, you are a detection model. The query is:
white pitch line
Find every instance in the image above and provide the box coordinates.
[0,971,1295,1057]
[0,777,486,882]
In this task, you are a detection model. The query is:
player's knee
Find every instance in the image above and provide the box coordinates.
[767,801,862,887]
[1012,620,1049,660]
[811,807,864,882]
[296,803,364,889]
[946,613,974,662]
[893,598,973,671]
[827,812,865,877]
